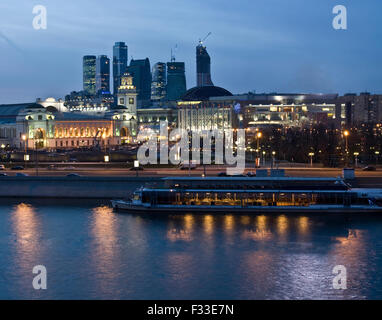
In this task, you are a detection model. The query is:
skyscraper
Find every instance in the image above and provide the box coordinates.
[96,55,110,95]
[166,62,187,101]
[113,42,128,95]
[151,62,167,102]
[196,42,214,87]
[83,55,96,95]
[127,58,152,104]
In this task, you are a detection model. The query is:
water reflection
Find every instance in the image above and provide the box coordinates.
[3,204,380,299]
[224,215,235,234]
[11,203,42,266]
[277,215,288,237]
[298,216,309,236]
[91,206,121,295]
[203,215,214,236]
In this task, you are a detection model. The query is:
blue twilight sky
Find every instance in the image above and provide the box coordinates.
[0,0,381,104]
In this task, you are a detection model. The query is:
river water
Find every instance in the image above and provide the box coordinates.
[1,202,382,299]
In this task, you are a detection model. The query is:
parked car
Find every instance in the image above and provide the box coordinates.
[66,173,81,177]
[48,164,57,171]
[218,172,228,177]
[363,166,377,171]
[0,164,5,170]
[0,173,8,176]
[247,171,256,177]
[16,173,28,177]
[11,166,24,170]
[130,167,144,171]
[180,162,197,170]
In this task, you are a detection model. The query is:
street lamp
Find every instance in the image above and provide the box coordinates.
[375,151,380,166]
[256,131,262,168]
[272,151,276,169]
[308,152,315,167]
[134,160,140,177]
[262,151,266,167]
[343,130,350,166]
[22,134,27,168]
[353,152,359,168]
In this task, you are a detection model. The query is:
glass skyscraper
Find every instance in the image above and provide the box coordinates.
[96,55,110,95]
[196,43,214,87]
[83,55,96,95]
[166,62,187,101]
[113,42,128,95]
[127,58,152,103]
[151,62,167,102]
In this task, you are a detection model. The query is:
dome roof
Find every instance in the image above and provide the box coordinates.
[111,105,128,110]
[181,86,233,101]
[26,103,45,109]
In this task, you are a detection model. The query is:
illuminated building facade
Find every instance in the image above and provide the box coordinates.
[0,100,138,149]
[336,93,382,126]
[177,86,235,131]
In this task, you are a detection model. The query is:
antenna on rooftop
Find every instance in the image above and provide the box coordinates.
[171,44,178,62]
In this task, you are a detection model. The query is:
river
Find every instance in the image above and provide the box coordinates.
[1,201,382,299]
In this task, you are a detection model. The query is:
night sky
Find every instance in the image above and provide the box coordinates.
[0,0,381,103]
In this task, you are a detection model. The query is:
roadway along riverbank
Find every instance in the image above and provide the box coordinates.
[0,176,162,199]
[0,171,381,199]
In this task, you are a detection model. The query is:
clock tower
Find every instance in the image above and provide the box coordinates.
[117,72,138,115]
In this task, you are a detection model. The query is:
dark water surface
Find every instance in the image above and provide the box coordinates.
[1,202,382,299]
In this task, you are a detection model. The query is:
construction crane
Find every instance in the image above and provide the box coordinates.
[199,32,212,45]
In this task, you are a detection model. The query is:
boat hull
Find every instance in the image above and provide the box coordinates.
[111,200,382,215]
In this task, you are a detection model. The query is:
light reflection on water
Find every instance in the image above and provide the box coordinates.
[1,203,382,299]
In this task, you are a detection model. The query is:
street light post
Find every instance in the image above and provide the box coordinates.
[308,152,314,168]
[375,151,380,167]
[354,152,359,168]
[271,151,276,169]
[256,131,262,168]
[344,130,350,167]
[102,132,107,169]
[262,151,266,167]
[21,134,27,169]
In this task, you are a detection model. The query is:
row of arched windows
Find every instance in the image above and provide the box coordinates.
[54,127,111,138]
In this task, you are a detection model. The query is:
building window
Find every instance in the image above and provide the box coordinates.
[129,98,134,105]
[120,98,125,105]
[38,115,43,120]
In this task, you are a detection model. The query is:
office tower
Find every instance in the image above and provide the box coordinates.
[113,42,128,95]
[96,55,110,94]
[127,58,152,103]
[83,55,96,95]
[151,62,167,102]
[196,42,214,87]
[166,62,187,101]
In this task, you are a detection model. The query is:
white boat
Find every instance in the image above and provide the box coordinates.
[111,177,382,214]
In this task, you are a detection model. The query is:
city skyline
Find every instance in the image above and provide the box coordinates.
[1,0,382,104]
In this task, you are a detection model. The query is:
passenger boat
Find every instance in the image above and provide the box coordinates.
[111,177,382,214]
